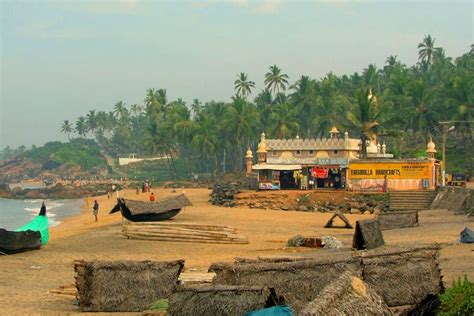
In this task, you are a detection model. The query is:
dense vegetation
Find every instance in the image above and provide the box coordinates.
[437,276,474,315]
[1,36,473,178]
[1,139,106,171]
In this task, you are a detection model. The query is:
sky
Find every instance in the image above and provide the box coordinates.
[1,0,472,148]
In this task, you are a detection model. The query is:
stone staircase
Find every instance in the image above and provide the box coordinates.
[388,190,437,211]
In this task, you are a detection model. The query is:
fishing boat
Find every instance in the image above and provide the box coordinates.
[0,229,41,254]
[109,193,193,222]
[0,215,49,254]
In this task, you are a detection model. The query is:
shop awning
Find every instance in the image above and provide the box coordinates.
[252,163,302,171]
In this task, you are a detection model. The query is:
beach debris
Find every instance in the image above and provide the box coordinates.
[377,210,419,230]
[324,211,353,229]
[300,271,391,316]
[321,236,343,249]
[168,285,277,316]
[287,235,305,247]
[30,265,41,269]
[352,219,384,250]
[460,227,474,243]
[49,284,77,297]
[74,259,184,312]
[122,221,249,244]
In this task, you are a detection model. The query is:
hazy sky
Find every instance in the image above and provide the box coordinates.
[1,0,472,148]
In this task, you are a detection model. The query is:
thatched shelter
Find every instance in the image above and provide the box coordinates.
[377,211,419,230]
[300,271,392,316]
[74,259,184,312]
[168,285,276,316]
[209,255,361,312]
[358,245,442,307]
[352,219,384,250]
[324,211,353,229]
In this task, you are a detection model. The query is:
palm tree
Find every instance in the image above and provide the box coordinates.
[418,35,442,66]
[290,76,316,137]
[86,110,98,135]
[234,73,255,99]
[191,99,202,117]
[269,103,300,139]
[264,65,289,98]
[113,101,129,120]
[345,89,381,159]
[60,120,73,140]
[75,116,88,138]
[223,97,260,170]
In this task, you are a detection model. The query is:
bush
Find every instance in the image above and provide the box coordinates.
[438,276,474,315]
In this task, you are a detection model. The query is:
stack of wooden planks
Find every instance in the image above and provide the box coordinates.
[122,221,249,244]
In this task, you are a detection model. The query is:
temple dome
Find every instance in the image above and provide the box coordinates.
[426,138,436,153]
[246,148,253,158]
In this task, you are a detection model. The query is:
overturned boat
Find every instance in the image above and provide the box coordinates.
[0,215,49,254]
[109,193,193,222]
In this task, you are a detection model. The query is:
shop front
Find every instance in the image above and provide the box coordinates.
[346,160,439,191]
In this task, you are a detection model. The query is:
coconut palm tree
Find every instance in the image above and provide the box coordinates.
[223,97,260,170]
[290,76,317,137]
[418,35,442,66]
[113,101,129,120]
[269,103,300,139]
[60,120,73,140]
[234,73,255,99]
[264,65,289,98]
[75,116,88,138]
[86,110,98,135]
[345,89,381,159]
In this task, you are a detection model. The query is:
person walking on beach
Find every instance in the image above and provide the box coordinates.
[38,202,47,216]
[93,200,99,222]
[149,192,155,202]
[85,195,91,208]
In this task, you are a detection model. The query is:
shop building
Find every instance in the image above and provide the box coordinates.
[247,129,439,191]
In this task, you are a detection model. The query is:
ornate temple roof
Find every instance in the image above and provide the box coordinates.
[265,137,360,151]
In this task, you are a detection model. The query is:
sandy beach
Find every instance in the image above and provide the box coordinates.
[0,188,473,315]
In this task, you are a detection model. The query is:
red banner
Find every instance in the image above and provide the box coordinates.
[312,168,328,179]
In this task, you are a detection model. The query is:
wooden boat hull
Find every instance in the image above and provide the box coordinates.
[119,206,182,222]
[0,228,41,254]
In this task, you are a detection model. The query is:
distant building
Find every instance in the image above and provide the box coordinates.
[246,128,439,191]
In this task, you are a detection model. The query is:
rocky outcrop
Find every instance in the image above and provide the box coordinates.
[209,183,241,207]
[0,183,13,198]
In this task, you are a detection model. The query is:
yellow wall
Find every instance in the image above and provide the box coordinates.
[348,162,431,179]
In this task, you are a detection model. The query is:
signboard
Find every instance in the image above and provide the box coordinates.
[348,162,431,179]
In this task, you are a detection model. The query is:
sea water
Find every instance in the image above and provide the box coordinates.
[0,198,85,230]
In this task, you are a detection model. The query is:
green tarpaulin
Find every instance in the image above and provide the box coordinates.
[16,216,49,245]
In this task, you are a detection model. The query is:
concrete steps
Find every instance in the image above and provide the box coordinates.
[388,191,437,211]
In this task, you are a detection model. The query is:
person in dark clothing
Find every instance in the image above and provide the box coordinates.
[39,202,47,216]
[93,200,99,222]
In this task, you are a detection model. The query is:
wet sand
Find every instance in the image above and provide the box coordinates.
[0,188,472,314]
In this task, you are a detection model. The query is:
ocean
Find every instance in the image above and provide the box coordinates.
[0,198,85,230]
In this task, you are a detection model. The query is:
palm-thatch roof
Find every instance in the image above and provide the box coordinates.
[209,254,360,313]
[352,219,384,250]
[122,194,193,215]
[324,211,353,229]
[168,285,276,316]
[357,245,442,307]
[74,259,184,312]
[300,271,392,316]
[377,211,419,230]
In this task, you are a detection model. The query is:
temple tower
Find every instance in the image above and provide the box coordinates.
[257,132,267,164]
[245,148,253,174]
